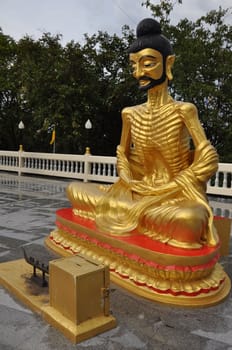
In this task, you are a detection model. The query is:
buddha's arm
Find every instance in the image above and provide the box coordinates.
[116,110,134,184]
[131,103,218,196]
[180,102,218,183]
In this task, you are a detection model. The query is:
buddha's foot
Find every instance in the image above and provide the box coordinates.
[143,229,202,249]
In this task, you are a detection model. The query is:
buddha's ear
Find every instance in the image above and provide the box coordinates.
[166,55,175,81]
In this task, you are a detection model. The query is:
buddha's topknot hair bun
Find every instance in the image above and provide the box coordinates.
[136,18,162,38]
[128,18,173,57]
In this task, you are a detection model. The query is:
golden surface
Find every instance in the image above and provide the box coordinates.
[61,19,231,306]
[214,218,231,256]
[0,259,116,344]
[49,255,110,324]
[55,213,219,267]
[110,271,231,308]
[46,228,231,307]
[67,48,218,249]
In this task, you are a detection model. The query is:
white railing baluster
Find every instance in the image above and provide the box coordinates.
[80,161,83,173]
[93,163,96,175]
[223,172,227,188]
[98,163,102,175]
[215,172,219,187]
[103,163,106,176]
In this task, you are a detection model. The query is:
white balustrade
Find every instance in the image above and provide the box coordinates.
[207,163,232,197]
[0,150,231,197]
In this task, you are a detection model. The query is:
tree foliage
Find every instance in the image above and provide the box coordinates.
[0,1,231,161]
[143,0,232,162]
[0,26,141,155]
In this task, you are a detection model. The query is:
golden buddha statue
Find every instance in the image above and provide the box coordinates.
[48,18,230,307]
[67,18,219,249]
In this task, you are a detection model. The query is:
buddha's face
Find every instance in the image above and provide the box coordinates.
[129,48,166,91]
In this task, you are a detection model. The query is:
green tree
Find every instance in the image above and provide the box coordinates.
[16,33,65,152]
[0,30,19,150]
[143,0,232,161]
[80,25,141,155]
[1,1,231,160]
[12,28,139,155]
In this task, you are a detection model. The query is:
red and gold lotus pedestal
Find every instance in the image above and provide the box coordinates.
[46,208,231,307]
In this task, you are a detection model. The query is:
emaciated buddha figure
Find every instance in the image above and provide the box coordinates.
[67,18,219,249]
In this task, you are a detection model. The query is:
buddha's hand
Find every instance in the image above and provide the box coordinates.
[119,170,137,186]
[131,181,177,196]
[142,175,153,186]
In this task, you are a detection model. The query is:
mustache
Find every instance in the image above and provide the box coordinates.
[138,76,153,82]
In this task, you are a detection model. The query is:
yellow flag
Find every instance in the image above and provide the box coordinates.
[50,130,56,145]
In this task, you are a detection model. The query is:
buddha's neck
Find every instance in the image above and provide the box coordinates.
[147,82,169,109]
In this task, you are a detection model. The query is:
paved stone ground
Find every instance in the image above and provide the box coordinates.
[0,172,232,350]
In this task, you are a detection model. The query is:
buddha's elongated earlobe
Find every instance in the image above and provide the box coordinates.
[166,55,175,81]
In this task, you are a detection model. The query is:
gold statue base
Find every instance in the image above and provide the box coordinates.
[46,208,231,307]
[0,258,116,344]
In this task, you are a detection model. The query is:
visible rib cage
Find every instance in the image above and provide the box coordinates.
[128,102,190,182]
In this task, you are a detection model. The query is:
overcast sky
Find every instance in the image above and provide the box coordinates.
[0,0,231,45]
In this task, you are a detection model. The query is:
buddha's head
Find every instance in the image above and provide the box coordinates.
[128,18,175,91]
